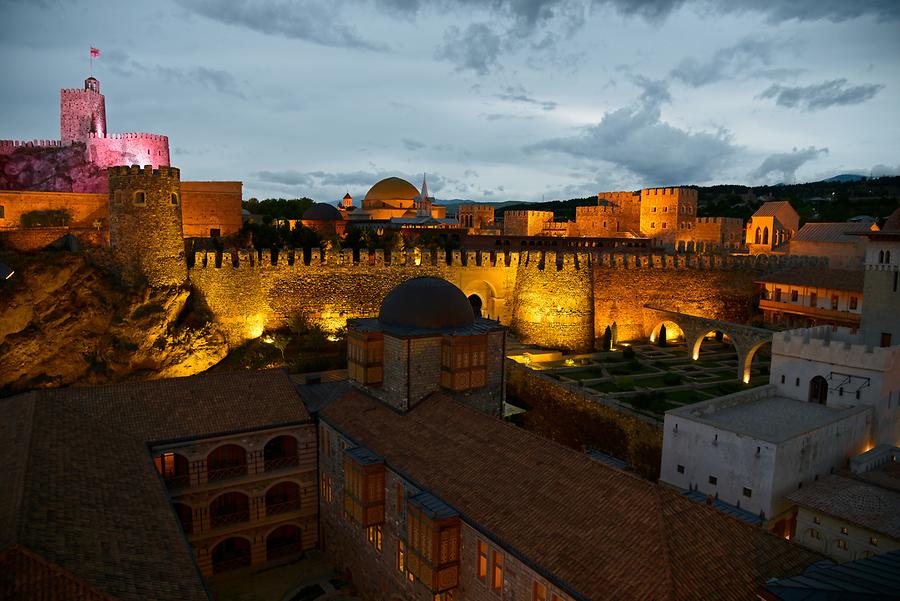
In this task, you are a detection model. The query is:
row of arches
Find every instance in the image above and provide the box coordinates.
[156,434,299,488]
[211,524,304,573]
[648,320,770,383]
[173,480,303,535]
[753,226,792,247]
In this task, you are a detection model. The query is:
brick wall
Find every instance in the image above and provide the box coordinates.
[180,181,243,238]
[0,190,107,228]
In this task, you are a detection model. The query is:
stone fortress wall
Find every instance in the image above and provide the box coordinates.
[60,85,107,142]
[86,132,170,169]
[188,245,819,352]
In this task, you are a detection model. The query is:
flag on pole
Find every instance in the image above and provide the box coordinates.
[90,47,100,58]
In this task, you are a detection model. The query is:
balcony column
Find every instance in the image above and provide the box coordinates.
[253,494,266,521]
[250,449,265,475]
[196,545,213,578]
[190,458,207,486]
[251,531,267,566]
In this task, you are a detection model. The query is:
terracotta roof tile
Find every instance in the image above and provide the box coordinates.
[787,475,900,539]
[752,201,796,217]
[318,388,823,601]
[755,266,865,291]
[793,221,877,243]
[1,392,210,600]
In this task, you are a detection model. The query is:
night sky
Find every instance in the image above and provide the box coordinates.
[2,0,898,202]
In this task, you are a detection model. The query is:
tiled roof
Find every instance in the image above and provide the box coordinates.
[0,392,211,600]
[756,266,865,292]
[48,369,310,443]
[792,221,876,243]
[1,369,309,600]
[787,475,900,539]
[318,388,823,601]
[752,201,796,217]
[763,550,900,600]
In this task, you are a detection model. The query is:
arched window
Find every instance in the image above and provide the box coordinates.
[887,251,892,264]
[170,193,179,205]
[762,227,769,245]
[265,481,301,515]
[212,537,251,573]
[264,435,298,472]
[207,444,247,481]
[267,525,303,561]
[133,191,145,206]
[755,227,761,244]
[0,205,5,219]
[153,452,190,489]
[808,376,828,405]
[879,250,885,264]
[209,492,250,529]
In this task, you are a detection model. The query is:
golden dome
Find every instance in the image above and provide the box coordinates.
[364,177,420,203]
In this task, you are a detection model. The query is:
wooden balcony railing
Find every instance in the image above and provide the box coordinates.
[207,463,248,482]
[266,498,302,516]
[213,554,251,574]
[264,455,300,473]
[210,509,250,530]
[759,299,861,323]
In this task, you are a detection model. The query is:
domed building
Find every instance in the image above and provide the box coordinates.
[301,202,345,236]
[347,277,505,416]
[349,175,448,222]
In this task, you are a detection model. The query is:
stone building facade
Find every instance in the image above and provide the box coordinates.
[458,204,496,233]
[151,422,318,577]
[108,165,186,287]
[757,267,865,330]
[502,210,553,236]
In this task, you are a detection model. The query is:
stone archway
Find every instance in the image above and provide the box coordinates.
[741,340,771,385]
[809,376,828,405]
[468,294,483,318]
[461,279,499,321]
[649,320,686,345]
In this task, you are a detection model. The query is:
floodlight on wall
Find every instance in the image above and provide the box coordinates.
[0,262,13,281]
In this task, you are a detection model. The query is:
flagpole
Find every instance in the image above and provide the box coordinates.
[90,45,93,77]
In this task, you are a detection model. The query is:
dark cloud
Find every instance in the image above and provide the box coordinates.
[177,0,385,50]
[496,85,557,110]
[670,36,773,87]
[870,164,900,177]
[748,146,828,183]
[97,49,245,98]
[757,79,884,111]
[435,22,502,74]
[526,83,739,185]
[254,169,314,187]
[403,138,426,151]
[254,169,451,195]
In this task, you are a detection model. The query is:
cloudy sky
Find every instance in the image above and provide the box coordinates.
[1,0,898,202]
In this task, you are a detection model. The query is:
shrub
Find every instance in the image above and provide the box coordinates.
[622,347,636,360]
[21,209,72,228]
[614,376,634,391]
[662,372,682,386]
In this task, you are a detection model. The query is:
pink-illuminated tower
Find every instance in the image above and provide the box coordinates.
[60,77,107,141]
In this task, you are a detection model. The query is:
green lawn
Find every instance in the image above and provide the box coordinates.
[561,368,606,381]
[666,389,713,404]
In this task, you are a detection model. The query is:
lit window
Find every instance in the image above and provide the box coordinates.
[533,582,547,601]
[320,473,333,503]
[808,528,820,540]
[841,527,848,535]
[133,191,145,205]
[366,526,382,552]
[491,551,503,592]
[398,540,406,572]
[813,516,821,524]
[477,540,488,581]
[870,537,879,546]
[837,540,849,551]
[441,334,488,391]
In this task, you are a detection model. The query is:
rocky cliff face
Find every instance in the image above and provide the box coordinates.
[0,144,107,192]
[0,250,227,395]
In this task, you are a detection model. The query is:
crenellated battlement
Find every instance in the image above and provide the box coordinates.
[504,210,553,219]
[88,132,168,141]
[577,204,629,216]
[641,187,698,200]
[190,247,523,271]
[108,164,180,180]
[695,216,742,225]
[0,139,75,150]
[60,88,102,96]
[774,325,900,371]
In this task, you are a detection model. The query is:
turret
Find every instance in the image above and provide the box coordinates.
[108,165,186,287]
[60,77,107,141]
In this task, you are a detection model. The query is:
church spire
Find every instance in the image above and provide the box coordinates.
[420,173,430,202]
[417,173,432,218]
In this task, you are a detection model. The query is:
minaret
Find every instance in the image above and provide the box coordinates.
[416,173,432,218]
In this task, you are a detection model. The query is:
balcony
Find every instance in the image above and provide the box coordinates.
[264,454,299,473]
[207,463,249,482]
[759,299,861,325]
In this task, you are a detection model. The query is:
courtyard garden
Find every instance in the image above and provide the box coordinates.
[515,335,770,415]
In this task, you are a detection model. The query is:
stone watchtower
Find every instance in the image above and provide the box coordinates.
[108,165,186,287]
[61,77,107,141]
